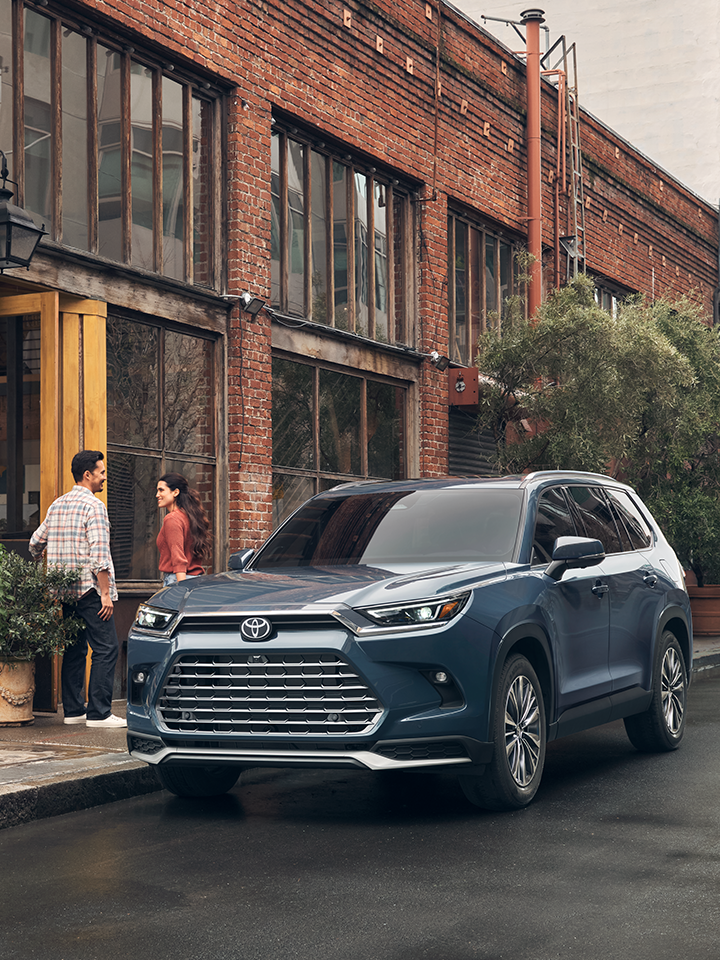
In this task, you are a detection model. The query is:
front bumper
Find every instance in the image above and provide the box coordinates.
[127,732,494,771]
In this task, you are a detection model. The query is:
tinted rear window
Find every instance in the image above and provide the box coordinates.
[254,488,524,567]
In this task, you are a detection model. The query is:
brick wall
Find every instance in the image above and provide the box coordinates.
[72,0,719,550]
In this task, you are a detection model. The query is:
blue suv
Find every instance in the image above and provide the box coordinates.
[127,472,691,810]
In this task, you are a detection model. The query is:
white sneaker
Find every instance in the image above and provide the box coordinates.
[63,713,87,724]
[86,714,127,728]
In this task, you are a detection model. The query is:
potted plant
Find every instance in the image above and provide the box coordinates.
[0,544,82,725]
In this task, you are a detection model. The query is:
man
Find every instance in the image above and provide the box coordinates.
[30,451,126,728]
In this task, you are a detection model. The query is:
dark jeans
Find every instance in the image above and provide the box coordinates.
[61,590,119,721]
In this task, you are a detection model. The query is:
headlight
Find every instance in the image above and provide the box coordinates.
[359,592,470,628]
[134,604,177,632]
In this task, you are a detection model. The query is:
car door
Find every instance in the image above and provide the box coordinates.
[532,487,612,711]
[567,485,659,693]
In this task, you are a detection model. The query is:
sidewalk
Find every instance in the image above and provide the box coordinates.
[2,639,720,831]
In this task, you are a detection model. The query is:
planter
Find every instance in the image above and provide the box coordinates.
[687,585,720,636]
[0,659,36,726]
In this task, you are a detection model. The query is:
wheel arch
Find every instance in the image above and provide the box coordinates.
[657,608,692,681]
[492,625,555,729]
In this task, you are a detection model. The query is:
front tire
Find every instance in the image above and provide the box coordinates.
[624,630,687,752]
[155,763,242,797]
[460,654,546,811]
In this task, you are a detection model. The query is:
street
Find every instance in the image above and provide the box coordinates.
[3,677,720,960]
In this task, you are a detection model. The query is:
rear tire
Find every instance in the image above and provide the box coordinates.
[155,763,242,797]
[460,654,546,811]
[624,630,687,752]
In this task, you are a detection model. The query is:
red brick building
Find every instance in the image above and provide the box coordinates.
[0,0,717,696]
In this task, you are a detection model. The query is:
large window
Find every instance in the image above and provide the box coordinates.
[106,316,216,581]
[272,356,406,527]
[271,125,415,345]
[0,0,219,286]
[447,212,522,364]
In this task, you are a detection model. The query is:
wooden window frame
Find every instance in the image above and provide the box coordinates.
[5,0,221,287]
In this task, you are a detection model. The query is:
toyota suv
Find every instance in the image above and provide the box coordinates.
[127,472,691,810]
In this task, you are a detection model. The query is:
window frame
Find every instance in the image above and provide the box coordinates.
[271,351,408,528]
[447,210,524,364]
[3,0,223,287]
[271,122,415,346]
[106,312,220,586]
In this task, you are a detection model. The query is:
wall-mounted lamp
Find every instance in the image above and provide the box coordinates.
[0,150,46,273]
[223,291,277,318]
[427,350,450,372]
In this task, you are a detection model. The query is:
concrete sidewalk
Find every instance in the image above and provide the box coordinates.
[2,638,720,831]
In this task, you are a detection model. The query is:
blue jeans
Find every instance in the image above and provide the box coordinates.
[163,573,199,587]
[61,590,119,721]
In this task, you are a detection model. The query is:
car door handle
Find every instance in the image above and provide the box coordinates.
[643,573,658,587]
[591,581,609,597]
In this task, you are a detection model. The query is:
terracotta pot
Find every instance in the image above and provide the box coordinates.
[0,659,36,726]
[687,585,720,636]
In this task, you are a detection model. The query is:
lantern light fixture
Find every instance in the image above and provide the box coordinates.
[0,150,46,273]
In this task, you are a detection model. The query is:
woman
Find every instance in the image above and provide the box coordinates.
[156,473,211,586]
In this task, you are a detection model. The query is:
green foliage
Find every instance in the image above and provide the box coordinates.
[475,275,720,583]
[0,545,83,661]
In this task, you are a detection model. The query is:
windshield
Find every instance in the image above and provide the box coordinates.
[253,487,524,567]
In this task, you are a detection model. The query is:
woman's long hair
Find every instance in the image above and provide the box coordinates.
[159,473,212,562]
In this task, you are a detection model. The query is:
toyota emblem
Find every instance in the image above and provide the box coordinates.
[240,617,272,641]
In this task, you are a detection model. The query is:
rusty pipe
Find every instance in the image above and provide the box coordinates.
[522,9,545,320]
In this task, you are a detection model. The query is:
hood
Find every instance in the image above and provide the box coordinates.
[150,562,509,616]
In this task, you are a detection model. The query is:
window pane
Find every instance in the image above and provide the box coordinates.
[62,31,88,249]
[0,0,13,182]
[470,226,483,339]
[532,488,576,564]
[453,219,468,363]
[192,96,211,286]
[162,77,184,280]
[24,9,52,234]
[271,131,281,307]
[354,172,369,336]
[272,357,314,469]
[107,452,159,580]
[98,47,123,261]
[374,182,389,343]
[367,381,404,479]
[131,62,154,270]
[0,316,41,538]
[272,473,315,529]
[500,242,512,320]
[567,486,623,554]
[107,316,159,448]
[319,369,361,475]
[311,152,328,324]
[287,139,305,316]
[333,162,349,331]
[166,459,214,571]
[392,194,407,345]
[485,234,497,321]
[163,331,214,456]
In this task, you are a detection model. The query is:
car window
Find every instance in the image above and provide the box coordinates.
[531,487,578,565]
[605,489,653,549]
[253,487,524,567]
[566,486,623,554]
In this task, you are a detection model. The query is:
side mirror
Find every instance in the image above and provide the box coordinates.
[545,536,605,581]
[228,548,254,571]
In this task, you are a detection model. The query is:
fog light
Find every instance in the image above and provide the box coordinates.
[133,671,147,684]
[434,670,449,684]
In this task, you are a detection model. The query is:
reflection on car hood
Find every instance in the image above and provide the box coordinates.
[150,562,509,615]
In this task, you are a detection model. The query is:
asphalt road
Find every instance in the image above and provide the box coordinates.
[3,678,720,960]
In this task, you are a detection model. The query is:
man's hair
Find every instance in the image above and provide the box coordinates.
[71,450,105,482]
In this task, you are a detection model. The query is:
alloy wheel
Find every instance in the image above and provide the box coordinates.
[661,646,685,736]
[504,675,542,786]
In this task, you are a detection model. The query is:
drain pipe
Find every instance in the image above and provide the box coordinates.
[522,9,545,320]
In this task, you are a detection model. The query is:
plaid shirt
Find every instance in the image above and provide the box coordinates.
[29,485,118,600]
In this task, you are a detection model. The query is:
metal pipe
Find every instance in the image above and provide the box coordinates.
[522,9,545,320]
[543,68,566,289]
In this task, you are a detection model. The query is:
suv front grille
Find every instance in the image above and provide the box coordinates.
[156,653,383,736]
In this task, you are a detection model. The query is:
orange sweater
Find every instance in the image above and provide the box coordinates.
[157,509,204,576]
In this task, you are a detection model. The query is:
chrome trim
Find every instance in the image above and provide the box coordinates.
[129,742,474,771]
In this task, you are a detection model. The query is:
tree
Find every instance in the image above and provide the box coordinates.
[475,275,720,583]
